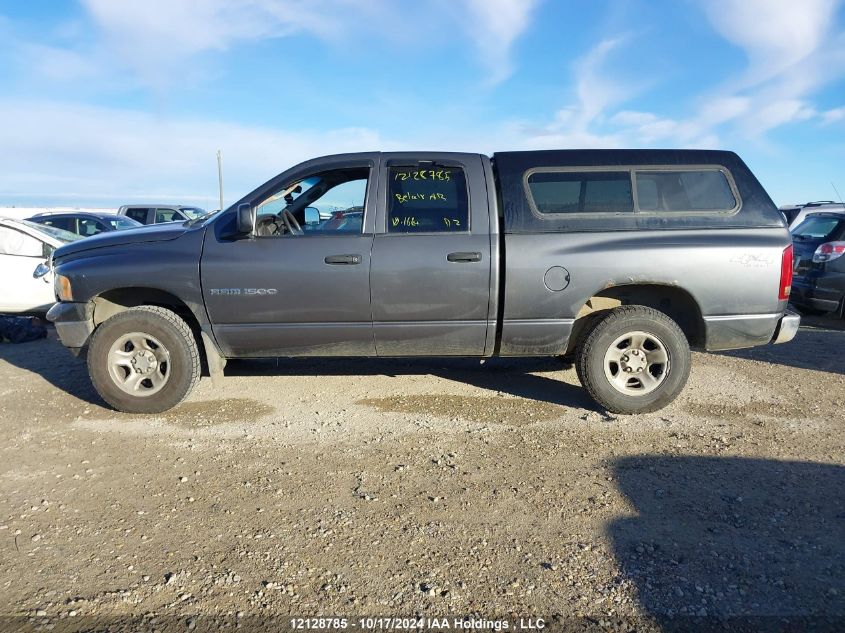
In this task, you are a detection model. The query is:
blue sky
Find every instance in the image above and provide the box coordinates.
[1,0,844,208]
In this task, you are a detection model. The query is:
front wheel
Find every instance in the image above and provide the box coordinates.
[87,306,201,413]
[575,306,690,414]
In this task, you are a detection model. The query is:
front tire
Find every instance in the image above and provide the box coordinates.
[575,306,690,414]
[87,306,200,413]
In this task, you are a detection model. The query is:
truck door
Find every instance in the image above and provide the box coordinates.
[200,158,378,357]
[370,153,493,356]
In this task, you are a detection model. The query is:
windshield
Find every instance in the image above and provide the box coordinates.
[186,209,222,227]
[105,216,142,230]
[178,206,206,219]
[792,215,844,240]
[18,219,85,243]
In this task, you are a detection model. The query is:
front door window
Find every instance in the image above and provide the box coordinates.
[255,167,369,236]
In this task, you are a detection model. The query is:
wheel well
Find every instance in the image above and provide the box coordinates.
[92,288,209,370]
[567,284,705,353]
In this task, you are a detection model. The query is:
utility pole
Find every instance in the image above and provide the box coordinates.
[216,150,224,211]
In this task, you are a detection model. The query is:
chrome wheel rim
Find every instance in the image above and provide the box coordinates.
[107,332,171,397]
[603,330,669,396]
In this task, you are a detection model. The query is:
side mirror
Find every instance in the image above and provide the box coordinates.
[304,207,320,225]
[236,203,255,234]
[33,262,51,280]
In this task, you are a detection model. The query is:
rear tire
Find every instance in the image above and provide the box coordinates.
[575,306,690,414]
[87,306,200,413]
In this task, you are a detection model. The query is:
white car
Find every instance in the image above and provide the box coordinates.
[784,201,845,230]
[0,217,82,313]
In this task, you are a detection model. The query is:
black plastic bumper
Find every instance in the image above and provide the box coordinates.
[46,301,95,354]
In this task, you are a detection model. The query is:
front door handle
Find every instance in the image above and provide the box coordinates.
[325,254,362,265]
[447,251,482,263]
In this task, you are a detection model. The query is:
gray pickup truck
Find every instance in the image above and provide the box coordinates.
[46,149,799,415]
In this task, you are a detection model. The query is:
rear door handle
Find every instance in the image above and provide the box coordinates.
[324,254,362,265]
[447,251,482,263]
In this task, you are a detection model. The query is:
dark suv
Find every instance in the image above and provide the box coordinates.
[117,205,206,225]
[791,211,845,317]
[28,212,141,237]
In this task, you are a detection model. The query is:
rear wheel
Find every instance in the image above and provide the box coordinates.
[575,306,690,414]
[87,306,200,413]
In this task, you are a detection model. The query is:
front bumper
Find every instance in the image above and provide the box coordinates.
[771,308,800,345]
[46,301,95,355]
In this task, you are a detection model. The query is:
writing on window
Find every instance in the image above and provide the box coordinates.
[388,166,469,233]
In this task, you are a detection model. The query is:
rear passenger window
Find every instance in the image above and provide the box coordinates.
[40,217,75,232]
[155,208,180,223]
[526,171,633,214]
[125,208,149,223]
[635,170,736,212]
[77,218,104,236]
[388,166,469,232]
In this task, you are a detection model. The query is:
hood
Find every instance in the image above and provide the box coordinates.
[53,222,190,259]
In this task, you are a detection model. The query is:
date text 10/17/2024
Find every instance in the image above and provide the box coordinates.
[290,617,547,631]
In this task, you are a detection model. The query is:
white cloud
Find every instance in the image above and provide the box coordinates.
[697,0,845,136]
[701,0,840,88]
[572,37,633,126]
[510,35,726,149]
[0,100,386,206]
[742,100,817,136]
[609,111,658,127]
[516,0,845,151]
[697,96,751,127]
[464,0,540,84]
[80,0,347,87]
[822,106,845,123]
[513,37,647,148]
[82,0,347,55]
[80,0,538,88]
[19,43,100,81]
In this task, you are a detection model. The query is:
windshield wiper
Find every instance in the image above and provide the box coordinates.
[186,212,214,227]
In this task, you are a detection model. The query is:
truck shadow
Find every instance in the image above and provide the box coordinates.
[716,318,845,375]
[608,455,845,628]
[0,335,597,411]
[0,332,102,406]
[227,356,599,410]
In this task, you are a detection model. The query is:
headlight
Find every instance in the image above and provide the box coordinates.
[55,274,73,301]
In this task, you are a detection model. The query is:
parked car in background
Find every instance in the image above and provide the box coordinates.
[0,217,82,314]
[782,201,845,230]
[116,205,206,225]
[790,210,845,317]
[27,212,142,237]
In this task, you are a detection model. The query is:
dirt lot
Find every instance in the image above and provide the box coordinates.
[1,316,843,631]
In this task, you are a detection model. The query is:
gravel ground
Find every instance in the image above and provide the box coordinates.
[0,316,843,632]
